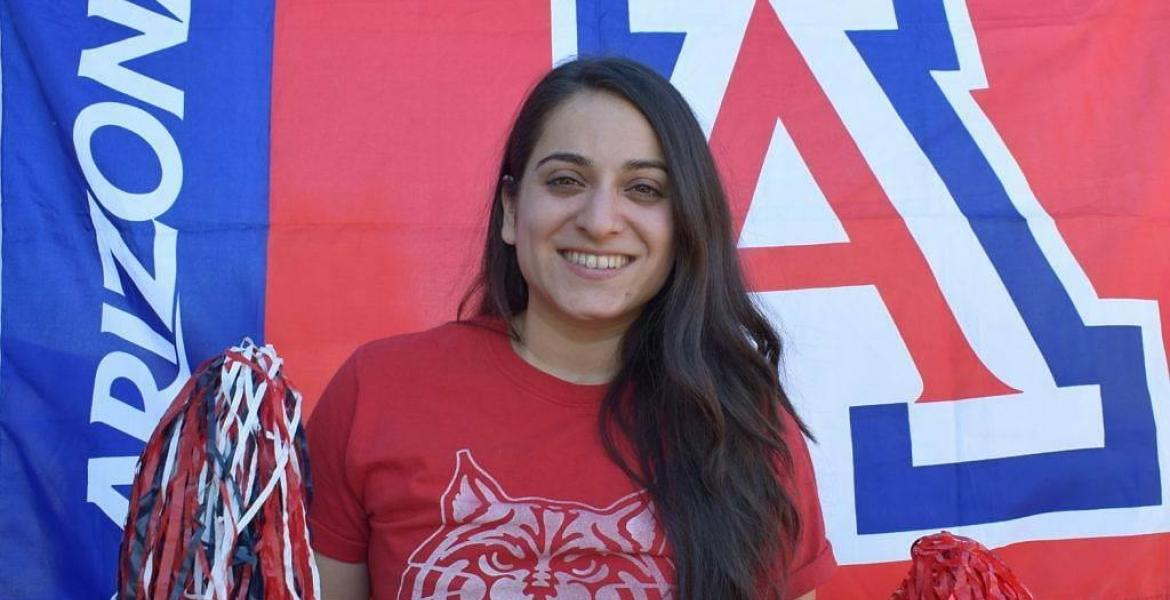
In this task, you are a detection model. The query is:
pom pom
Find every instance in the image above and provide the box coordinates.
[116,340,319,600]
[891,531,1033,600]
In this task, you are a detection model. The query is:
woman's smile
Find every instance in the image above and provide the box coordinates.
[557,250,633,271]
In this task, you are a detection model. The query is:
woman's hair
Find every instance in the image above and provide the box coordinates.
[462,56,809,599]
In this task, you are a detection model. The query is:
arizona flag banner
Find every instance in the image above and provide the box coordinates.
[1,1,1167,598]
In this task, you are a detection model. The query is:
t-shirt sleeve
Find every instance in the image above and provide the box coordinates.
[306,351,370,563]
[780,412,837,599]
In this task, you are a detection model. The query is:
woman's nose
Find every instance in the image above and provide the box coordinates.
[574,186,624,238]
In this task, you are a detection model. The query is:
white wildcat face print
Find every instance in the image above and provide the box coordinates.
[397,449,674,600]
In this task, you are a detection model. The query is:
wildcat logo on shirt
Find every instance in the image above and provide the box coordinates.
[397,449,674,600]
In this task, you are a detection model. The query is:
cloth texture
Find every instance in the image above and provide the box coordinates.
[307,319,836,599]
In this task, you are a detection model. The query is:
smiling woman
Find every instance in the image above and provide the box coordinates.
[307,57,836,600]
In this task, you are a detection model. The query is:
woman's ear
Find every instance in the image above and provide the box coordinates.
[500,176,517,245]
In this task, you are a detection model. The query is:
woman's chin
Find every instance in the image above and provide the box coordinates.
[556,306,641,330]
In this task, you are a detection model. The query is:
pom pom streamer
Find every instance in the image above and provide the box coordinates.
[891,531,1033,600]
[117,340,320,600]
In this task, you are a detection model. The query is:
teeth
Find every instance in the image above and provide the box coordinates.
[562,251,630,270]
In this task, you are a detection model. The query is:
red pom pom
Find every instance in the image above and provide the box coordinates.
[891,531,1033,600]
[116,341,319,600]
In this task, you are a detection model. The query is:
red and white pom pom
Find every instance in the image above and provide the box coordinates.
[117,340,319,600]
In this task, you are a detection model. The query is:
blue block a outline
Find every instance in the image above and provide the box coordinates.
[848,0,1160,533]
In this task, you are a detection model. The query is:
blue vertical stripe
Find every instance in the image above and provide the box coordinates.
[0,1,274,597]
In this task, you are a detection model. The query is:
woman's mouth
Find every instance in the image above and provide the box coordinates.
[559,250,633,270]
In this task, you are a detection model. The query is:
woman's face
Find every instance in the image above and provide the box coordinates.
[502,90,674,333]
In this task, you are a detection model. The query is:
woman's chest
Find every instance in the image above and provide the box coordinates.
[351,400,674,598]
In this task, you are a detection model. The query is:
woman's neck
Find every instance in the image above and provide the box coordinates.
[510,308,630,385]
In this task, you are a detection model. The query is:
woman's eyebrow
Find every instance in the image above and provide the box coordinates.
[535,152,590,168]
[535,152,668,174]
[623,159,668,173]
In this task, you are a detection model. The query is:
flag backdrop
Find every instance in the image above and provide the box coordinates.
[2,0,1168,598]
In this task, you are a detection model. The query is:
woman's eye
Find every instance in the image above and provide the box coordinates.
[629,183,664,198]
[547,176,582,188]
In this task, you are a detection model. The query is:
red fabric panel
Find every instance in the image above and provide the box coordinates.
[267,0,552,404]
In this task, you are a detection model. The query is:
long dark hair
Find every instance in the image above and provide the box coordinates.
[462,57,809,599]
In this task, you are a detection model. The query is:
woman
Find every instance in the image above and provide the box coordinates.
[308,57,835,599]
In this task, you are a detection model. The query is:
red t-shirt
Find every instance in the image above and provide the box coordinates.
[308,320,836,599]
